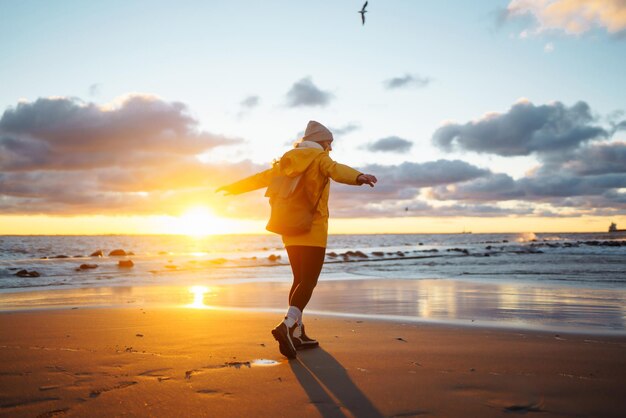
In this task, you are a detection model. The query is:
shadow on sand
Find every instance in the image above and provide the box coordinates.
[289,348,383,418]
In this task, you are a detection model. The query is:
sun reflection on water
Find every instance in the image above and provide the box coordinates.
[190,252,209,257]
[187,285,210,309]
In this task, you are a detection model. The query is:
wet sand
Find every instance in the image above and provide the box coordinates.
[3,279,625,334]
[1,306,625,417]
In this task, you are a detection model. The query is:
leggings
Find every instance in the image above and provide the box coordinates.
[286,246,326,311]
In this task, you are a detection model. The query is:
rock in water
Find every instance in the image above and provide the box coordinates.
[90,250,104,257]
[109,249,127,256]
[79,264,98,270]
[118,260,134,268]
[16,269,40,277]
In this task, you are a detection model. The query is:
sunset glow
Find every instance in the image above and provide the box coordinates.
[0,1,624,234]
[167,207,227,236]
[187,285,210,309]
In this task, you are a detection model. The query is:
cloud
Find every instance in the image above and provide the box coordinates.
[369,160,490,188]
[384,74,432,90]
[365,136,413,153]
[613,119,626,134]
[237,95,261,119]
[88,83,101,97]
[330,123,360,137]
[426,125,626,215]
[326,198,531,219]
[544,42,555,52]
[330,160,491,203]
[240,95,260,109]
[0,95,254,216]
[0,95,240,171]
[427,173,523,202]
[432,100,608,157]
[506,0,626,37]
[428,168,626,211]
[0,159,267,216]
[560,142,626,175]
[298,159,494,218]
[285,77,334,107]
[2,95,624,220]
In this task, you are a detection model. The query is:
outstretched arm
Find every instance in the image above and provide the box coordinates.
[319,154,377,187]
[216,165,279,195]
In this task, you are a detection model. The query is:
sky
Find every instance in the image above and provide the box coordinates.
[1,0,625,235]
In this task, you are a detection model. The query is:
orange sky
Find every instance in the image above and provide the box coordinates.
[1,213,623,235]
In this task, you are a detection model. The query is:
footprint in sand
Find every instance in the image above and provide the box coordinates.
[138,368,172,377]
[39,385,61,391]
[390,409,430,417]
[138,368,174,382]
[89,381,137,398]
[32,407,70,417]
[504,402,543,413]
[185,369,202,380]
[1,397,61,409]
[196,389,233,397]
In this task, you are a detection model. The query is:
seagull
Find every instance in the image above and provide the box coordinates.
[358,1,368,25]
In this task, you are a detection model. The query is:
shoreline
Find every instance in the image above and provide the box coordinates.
[1,279,625,336]
[2,230,624,236]
[1,306,625,417]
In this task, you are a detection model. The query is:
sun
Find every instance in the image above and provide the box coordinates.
[175,206,225,236]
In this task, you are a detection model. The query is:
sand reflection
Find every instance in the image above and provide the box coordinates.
[187,285,211,309]
[1,279,624,333]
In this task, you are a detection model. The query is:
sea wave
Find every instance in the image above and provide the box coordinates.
[1,233,625,292]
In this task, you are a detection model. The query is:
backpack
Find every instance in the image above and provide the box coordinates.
[264,156,328,236]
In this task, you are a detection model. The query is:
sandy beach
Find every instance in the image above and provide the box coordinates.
[1,302,625,417]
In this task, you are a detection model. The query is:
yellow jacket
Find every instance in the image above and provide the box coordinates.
[221,147,362,248]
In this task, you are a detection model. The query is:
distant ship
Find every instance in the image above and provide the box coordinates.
[608,222,626,233]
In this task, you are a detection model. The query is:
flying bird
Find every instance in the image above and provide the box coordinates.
[358,1,368,25]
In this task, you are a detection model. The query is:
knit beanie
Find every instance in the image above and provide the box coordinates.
[301,120,333,143]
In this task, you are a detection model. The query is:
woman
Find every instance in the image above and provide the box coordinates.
[217,120,377,359]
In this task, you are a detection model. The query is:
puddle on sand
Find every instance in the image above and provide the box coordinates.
[251,359,280,367]
[223,359,280,369]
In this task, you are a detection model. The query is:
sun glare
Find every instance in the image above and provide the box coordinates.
[188,285,210,309]
[173,207,225,236]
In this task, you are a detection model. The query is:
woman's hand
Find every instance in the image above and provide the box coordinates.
[215,186,233,195]
[357,174,377,187]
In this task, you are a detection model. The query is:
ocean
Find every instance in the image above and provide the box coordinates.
[1,233,625,333]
